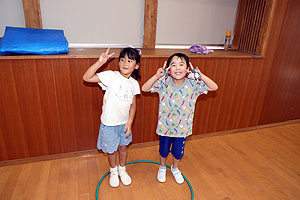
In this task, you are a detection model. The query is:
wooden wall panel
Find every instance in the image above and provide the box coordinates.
[132,58,147,143]
[192,58,218,134]
[206,59,229,133]
[53,58,118,152]
[240,58,264,127]
[233,0,271,54]
[52,59,78,153]
[218,59,243,131]
[229,59,251,129]
[0,50,299,162]
[0,60,28,160]
[21,59,62,156]
[259,0,300,124]
[141,58,162,142]
[0,59,62,161]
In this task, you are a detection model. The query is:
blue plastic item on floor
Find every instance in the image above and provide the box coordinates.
[0,26,69,55]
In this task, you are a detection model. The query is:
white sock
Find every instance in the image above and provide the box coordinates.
[159,165,166,170]
[118,165,126,170]
[110,166,117,172]
[171,166,179,173]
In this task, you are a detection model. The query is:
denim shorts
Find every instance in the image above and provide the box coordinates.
[97,123,132,154]
[159,136,187,160]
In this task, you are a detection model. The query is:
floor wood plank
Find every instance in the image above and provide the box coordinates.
[0,122,299,200]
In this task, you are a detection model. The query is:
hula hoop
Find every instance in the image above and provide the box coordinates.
[96,160,194,200]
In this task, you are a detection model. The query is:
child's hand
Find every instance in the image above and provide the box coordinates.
[156,61,170,78]
[124,122,132,137]
[98,48,115,64]
[187,62,202,80]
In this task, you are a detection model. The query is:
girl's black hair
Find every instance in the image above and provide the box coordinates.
[119,47,141,80]
[166,53,190,68]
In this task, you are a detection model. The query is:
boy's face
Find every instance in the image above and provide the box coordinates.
[119,55,139,78]
[168,56,188,80]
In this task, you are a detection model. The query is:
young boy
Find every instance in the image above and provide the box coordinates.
[142,53,218,184]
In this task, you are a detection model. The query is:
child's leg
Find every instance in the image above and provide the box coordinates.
[107,151,119,187]
[118,145,127,167]
[157,136,173,182]
[172,156,180,168]
[159,136,173,162]
[170,137,187,184]
[97,123,121,188]
[107,151,118,168]
[160,155,167,167]
[117,125,132,186]
[118,145,131,185]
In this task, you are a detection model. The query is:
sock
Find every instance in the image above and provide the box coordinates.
[159,165,166,170]
[171,166,179,173]
[118,165,126,170]
[110,166,117,172]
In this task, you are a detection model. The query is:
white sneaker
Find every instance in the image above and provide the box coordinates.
[157,166,166,183]
[109,167,119,187]
[118,165,132,186]
[171,166,184,184]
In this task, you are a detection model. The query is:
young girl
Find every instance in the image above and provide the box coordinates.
[83,47,141,187]
[142,53,218,184]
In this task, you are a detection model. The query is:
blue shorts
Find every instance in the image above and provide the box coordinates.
[159,136,187,160]
[97,123,132,154]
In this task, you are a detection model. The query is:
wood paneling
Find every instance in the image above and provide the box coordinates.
[233,0,273,55]
[259,0,300,124]
[53,58,119,152]
[0,59,62,160]
[132,58,147,143]
[0,54,298,161]
[141,58,162,142]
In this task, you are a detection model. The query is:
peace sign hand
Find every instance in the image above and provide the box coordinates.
[156,61,171,78]
[187,62,201,80]
[98,48,115,64]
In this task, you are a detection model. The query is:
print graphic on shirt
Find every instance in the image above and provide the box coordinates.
[153,78,208,137]
[116,85,133,102]
[157,84,197,136]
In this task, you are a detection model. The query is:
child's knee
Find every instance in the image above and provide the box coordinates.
[171,150,184,160]
[159,147,170,158]
[118,145,127,152]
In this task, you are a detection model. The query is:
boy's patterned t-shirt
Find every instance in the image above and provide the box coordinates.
[151,77,208,137]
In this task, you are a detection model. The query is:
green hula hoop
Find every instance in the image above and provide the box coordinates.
[96,160,194,200]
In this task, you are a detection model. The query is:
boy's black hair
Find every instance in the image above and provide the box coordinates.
[119,47,141,80]
[166,53,190,68]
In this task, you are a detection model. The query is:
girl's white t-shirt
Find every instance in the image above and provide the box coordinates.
[97,70,140,126]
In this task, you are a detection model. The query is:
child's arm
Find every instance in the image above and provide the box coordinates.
[189,62,218,91]
[83,48,115,83]
[124,96,137,137]
[200,73,218,91]
[142,61,168,92]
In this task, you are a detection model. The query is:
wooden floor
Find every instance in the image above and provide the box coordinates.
[0,122,300,200]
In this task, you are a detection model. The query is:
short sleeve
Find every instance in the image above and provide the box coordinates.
[197,80,208,95]
[150,80,164,93]
[132,80,141,96]
[96,70,114,90]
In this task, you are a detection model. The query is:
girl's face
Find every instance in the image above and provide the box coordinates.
[168,56,188,80]
[119,55,139,78]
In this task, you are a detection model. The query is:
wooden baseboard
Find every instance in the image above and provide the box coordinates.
[1,119,299,167]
